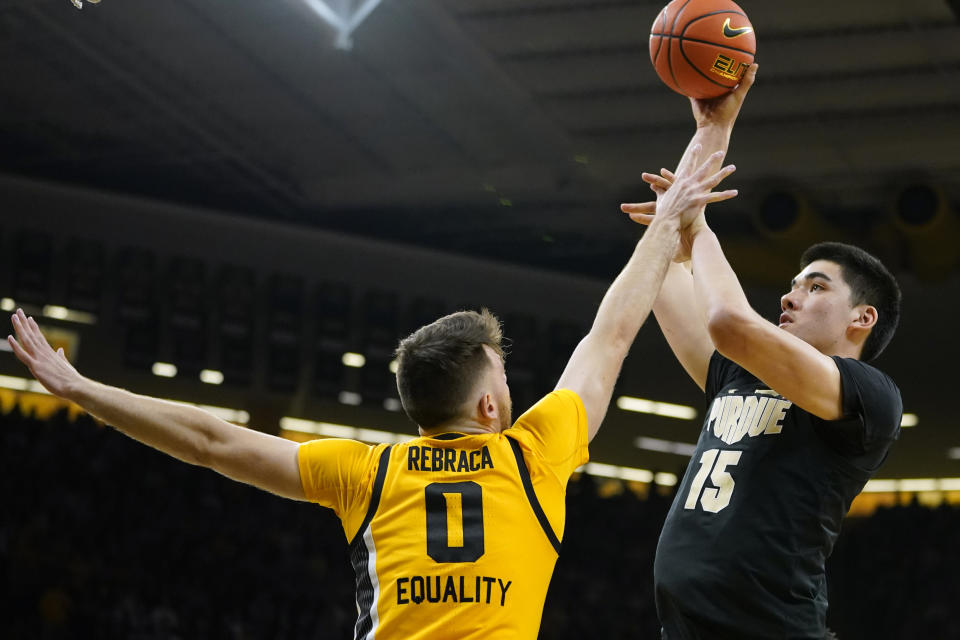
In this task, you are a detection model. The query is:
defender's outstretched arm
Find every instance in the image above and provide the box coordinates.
[558,149,738,440]
[8,309,305,499]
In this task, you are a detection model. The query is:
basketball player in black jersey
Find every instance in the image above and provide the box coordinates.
[623,64,903,638]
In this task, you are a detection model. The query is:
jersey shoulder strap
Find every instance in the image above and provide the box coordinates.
[350,445,393,547]
[508,436,561,554]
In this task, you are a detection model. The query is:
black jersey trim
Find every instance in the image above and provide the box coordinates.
[351,445,392,547]
[508,437,562,555]
[349,445,392,640]
[431,432,468,441]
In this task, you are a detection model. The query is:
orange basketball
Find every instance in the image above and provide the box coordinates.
[650,0,756,99]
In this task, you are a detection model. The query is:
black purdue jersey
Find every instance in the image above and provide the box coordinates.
[654,352,902,639]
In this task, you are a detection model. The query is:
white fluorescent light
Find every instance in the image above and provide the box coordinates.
[338,391,362,406]
[863,478,960,493]
[319,423,359,439]
[579,462,680,485]
[939,478,960,491]
[900,413,918,428]
[948,447,960,460]
[620,467,657,483]
[899,479,938,492]
[578,463,678,486]
[388,359,399,374]
[357,427,399,443]
[654,472,679,487]
[617,396,697,420]
[43,305,69,320]
[281,417,356,438]
[199,369,224,385]
[342,352,366,368]
[0,374,53,394]
[0,298,15,312]
[26,381,51,395]
[301,0,386,49]
[279,417,413,444]
[279,417,321,434]
[383,398,403,412]
[583,462,651,482]
[635,436,697,456]
[41,304,97,325]
[862,479,898,493]
[152,362,177,378]
[0,374,29,390]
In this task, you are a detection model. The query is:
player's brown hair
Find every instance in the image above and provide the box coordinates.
[395,309,504,430]
[800,242,901,362]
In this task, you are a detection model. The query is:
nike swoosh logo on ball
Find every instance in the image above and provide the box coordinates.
[722,18,753,38]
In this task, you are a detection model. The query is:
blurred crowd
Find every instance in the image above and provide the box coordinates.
[2,410,958,639]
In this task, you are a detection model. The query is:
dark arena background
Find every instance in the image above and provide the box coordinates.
[2,0,960,638]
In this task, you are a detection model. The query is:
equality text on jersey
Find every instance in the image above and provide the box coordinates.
[707,389,794,446]
[396,575,512,606]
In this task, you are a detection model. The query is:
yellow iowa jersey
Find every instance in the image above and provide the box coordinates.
[297,389,588,640]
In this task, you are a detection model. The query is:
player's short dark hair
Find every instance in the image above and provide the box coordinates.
[395,309,504,430]
[800,242,901,361]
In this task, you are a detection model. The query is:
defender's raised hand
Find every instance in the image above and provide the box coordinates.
[646,146,738,229]
[8,309,83,399]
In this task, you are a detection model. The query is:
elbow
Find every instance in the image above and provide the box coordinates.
[190,434,214,468]
[706,307,752,356]
[184,411,221,469]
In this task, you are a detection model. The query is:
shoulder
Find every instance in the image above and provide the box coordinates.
[298,438,387,481]
[830,357,902,436]
[831,357,901,405]
[513,389,586,433]
[509,389,589,476]
[299,437,380,459]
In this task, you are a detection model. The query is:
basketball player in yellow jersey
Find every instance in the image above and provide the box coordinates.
[8,148,737,639]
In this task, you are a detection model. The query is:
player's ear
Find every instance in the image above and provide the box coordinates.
[476,392,498,421]
[851,305,877,331]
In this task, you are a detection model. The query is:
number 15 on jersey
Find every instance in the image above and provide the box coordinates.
[684,448,742,513]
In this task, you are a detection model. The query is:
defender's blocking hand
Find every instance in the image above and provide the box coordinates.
[8,309,84,399]
[648,146,737,229]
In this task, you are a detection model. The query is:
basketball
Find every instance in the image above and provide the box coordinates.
[650,0,756,99]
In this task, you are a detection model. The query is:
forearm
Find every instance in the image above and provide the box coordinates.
[653,262,714,390]
[689,227,755,332]
[589,215,681,348]
[66,378,227,467]
[676,124,733,177]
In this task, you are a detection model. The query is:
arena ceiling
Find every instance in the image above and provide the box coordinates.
[2,0,960,479]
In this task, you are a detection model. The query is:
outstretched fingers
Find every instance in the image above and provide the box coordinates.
[642,173,672,194]
[687,150,727,179]
[620,201,656,226]
[621,201,655,214]
[7,333,30,364]
[628,212,656,225]
[11,309,54,360]
[10,312,33,355]
[16,309,43,352]
[703,163,737,189]
[700,189,739,206]
[690,164,738,208]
